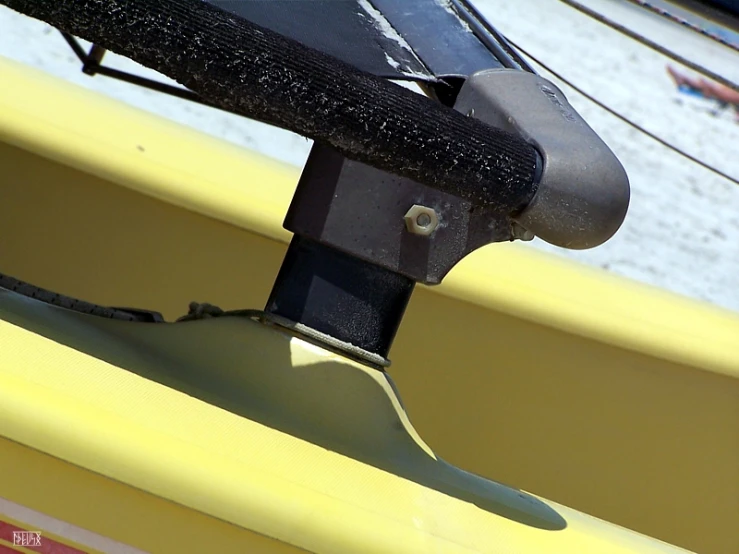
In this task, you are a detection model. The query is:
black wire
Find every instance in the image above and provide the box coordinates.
[59,31,87,62]
[621,0,739,54]
[451,0,533,71]
[506,38,739,188]
[556,0,739,95]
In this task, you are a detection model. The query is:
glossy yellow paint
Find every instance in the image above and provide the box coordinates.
[0,303,690,554]
[0,439,307,554]
[0,55,737,553]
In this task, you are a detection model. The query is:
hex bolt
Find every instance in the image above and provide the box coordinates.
[404,205,439,237]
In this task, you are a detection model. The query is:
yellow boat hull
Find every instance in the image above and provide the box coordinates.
[0,55,736,553]
[0,290,690,554]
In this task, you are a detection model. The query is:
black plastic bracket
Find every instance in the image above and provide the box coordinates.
[283,143,513,286]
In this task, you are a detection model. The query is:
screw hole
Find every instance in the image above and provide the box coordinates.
[416,213,432,227]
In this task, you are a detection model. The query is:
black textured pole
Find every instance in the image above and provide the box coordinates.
[1,0,539,211]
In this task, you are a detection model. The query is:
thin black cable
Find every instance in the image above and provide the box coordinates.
[59,32,217,108]
[60,31,87,62]
[506,38,739,187]
[0,271,163,322]
[621,0,739,54]
[556,0,739,95]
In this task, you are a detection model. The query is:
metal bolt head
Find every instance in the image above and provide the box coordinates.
[404,205,439,236]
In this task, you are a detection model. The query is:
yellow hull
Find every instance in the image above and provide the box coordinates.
[0,292,688,554]
[0,55,736,553]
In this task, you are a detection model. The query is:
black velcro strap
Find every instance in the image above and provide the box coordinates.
[0,0,539,212]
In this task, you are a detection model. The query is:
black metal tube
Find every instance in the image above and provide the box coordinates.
[266,237,414,359]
